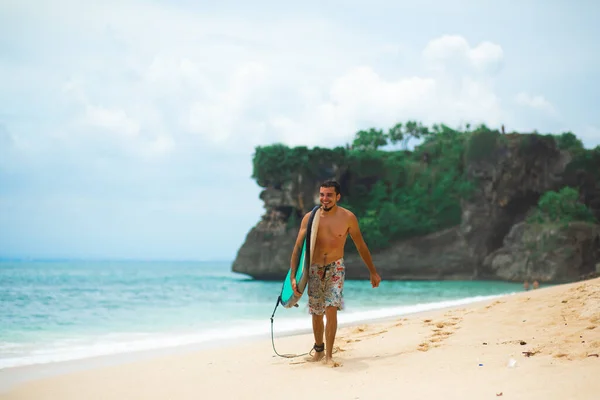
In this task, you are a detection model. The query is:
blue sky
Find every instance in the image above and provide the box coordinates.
[1,0,599,261]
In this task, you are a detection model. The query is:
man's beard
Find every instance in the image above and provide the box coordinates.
[322,204,335,212]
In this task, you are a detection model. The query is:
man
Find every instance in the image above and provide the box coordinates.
[290,180,382,366]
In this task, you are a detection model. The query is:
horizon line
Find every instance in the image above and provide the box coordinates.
[0,257,235,263]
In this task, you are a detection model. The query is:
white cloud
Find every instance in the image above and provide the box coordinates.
[2,0,598,260]
[187,62,270,145]
[7,19,512,157]
[250,36,507,148]
[2,1,515,158]
[84,105,140,137]
[515,92,557,115]
[422,34,504,76]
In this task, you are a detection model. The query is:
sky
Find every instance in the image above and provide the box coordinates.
[1,0,599,261]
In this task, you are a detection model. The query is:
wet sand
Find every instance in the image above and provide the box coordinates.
[2,278,600,400]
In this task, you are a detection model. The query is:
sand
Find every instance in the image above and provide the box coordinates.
[2,278,600,400]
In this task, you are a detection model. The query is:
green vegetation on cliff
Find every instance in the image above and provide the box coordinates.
[527,187,597,226]
[252,122,599,252]
[523,186,598,268]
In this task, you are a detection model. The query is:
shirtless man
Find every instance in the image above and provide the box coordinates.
[290,180,381,366]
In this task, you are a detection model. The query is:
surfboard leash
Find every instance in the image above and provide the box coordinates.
[269,295,339,359]
[270,295,310,358]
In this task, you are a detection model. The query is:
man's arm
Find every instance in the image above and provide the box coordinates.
[348,212,377,274]
[290,212,311,281]
[348,212,381,288]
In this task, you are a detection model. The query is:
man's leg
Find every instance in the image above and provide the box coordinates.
[322,258,345,366]
[310,313,325,362]
[324,306,338,362]
[307,262,326,362]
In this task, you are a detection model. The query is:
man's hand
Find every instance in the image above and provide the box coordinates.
[370,271,381,288]
[291,278,302,296]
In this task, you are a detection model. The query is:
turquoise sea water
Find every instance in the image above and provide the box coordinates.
[0,260,524,369]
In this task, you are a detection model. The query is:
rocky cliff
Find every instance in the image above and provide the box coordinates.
[459,133,571,272]
[482,220,600,283]
[232,131,600,283]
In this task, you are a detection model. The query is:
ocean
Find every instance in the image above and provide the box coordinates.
[0,260,524,370]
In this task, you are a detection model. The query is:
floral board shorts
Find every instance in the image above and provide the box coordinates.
[307,258,345,315]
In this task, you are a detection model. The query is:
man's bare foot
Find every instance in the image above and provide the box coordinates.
[306,343,325,362]
[307,351,325,362]
[324,356,342,368]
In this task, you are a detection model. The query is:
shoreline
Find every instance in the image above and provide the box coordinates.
[0,291,513,393]
[0,290,513,371]
[2,279,599,399]
[0,288,534,393]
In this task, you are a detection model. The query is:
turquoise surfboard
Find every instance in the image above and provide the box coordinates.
[279,205,321,308]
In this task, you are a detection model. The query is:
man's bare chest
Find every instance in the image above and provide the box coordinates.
[317,217,348,239]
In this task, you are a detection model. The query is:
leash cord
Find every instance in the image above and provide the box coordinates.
[270,295,339,359]
[270,295,310,358]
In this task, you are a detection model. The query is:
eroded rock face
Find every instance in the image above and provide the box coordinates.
[482,221,600,283]
[460,134,572,274]
[232,177,477,281]
[231,225,298,280]
[562,168,600,223]
[232,225,476,281]
[342,226,476,280]
[232,133,597,283]
[232,176,329,279]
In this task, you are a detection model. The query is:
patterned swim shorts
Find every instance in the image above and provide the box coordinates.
[307,258,345,315]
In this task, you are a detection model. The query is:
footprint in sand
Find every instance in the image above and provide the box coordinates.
[289,360,307,365]
[364,329,388,338]
[338,325,369,345]
[485,300,505,310]
[323,358,343,368]
[352,326,368,334]
[434,320,458,330]
[417,318,461,351]
[349,328,388,340]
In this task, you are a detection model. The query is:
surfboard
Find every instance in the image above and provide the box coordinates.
[279,205,321,308]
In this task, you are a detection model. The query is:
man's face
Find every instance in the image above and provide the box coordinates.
[319,187,339,211]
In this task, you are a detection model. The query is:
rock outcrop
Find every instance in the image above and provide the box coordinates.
[459,133,573,275]
[233,223,477,281]
[232,181,320,280]
[340,226,476,280]
[232,133,600,283]
[482,221,600,283]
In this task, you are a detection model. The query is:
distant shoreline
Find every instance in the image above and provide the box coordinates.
[2,278,598,399]
[0,258,236,263]
[0,291,514,392]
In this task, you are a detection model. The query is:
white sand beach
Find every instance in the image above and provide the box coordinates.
[2,278,600,400]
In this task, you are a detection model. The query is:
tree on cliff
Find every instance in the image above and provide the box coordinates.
[250,122,597,253]
[351,128,387,150]
[527,187,597,225]
[386,121,431,150]
[251,120,476,251]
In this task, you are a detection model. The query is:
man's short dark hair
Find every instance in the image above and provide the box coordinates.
[320,180,341,195]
